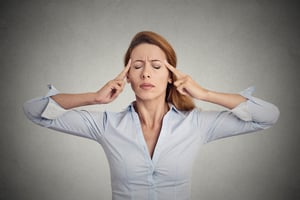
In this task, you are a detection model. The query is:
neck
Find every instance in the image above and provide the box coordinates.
[134,99,169,128]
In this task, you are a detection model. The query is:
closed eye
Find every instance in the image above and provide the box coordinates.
[133,65,143,69]
[152,65,161,69]
[151,60,162,69]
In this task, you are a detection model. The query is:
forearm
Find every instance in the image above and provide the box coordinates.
[200,90,247,109]
[51,92,98,109]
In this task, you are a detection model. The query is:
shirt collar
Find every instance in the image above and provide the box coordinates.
[127,102,183,115]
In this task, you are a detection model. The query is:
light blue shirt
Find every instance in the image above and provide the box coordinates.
[23,85,279,200]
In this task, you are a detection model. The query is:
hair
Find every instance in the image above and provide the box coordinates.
[124,31,195,111]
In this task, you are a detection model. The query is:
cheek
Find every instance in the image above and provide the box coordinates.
[156,70,170,83]
[127,71,139,85]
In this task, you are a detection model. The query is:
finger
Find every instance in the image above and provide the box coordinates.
[173,80,184,88]
[179,89,189,96]
[164,60,184,78]
[164,60,176,73]
[116,59,131,80]
[110,84,123,98]
[176,84,187,95]
[110,80,125,92]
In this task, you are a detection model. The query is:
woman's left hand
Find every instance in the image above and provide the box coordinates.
[165,60,247,109]
[165,60,208,100]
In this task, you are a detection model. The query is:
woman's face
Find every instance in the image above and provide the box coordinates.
[127,43,172,102]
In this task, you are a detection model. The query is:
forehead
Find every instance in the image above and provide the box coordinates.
[131,43,166,60]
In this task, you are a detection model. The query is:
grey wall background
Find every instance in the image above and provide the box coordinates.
[1,0,299,199]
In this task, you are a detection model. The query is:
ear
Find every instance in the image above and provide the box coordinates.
[126,75,131,83]
[168,75,173,84]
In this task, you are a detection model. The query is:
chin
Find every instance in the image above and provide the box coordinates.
[135,93,166,102]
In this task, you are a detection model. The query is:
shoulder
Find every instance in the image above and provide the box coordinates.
[169,104,204,122]
[102,104,134,123]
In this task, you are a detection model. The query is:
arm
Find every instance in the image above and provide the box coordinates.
[164,60,279,135]
[23,93,105,141]
[51,92,99,109]
[198,87,280,143]
[23,60,131,140]
[195,89,246,110]
[165,60,246,109]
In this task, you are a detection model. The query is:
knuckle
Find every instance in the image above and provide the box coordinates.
[184,75,191,80]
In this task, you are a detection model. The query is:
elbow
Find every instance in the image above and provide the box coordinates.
[269,105,280,125]
[22,98,49,125]
[249,101,280,129]
[261,104,280,128]
[23,101,40,124]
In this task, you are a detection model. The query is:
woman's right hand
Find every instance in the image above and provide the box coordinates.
[95,59,131,104]
[51,60,131,109]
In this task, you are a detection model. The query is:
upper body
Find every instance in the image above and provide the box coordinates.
[23,31,280,200]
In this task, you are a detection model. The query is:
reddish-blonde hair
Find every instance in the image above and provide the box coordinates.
[124,31,195,111]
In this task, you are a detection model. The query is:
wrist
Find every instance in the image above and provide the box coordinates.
[90,92,103,104]
[196,88,210,101]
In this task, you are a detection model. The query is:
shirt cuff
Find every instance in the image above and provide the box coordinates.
[45,84,60,97]
[41,84,67,119]
[231,86,255,121]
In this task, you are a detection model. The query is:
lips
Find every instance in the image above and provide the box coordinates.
[139,83,155,89]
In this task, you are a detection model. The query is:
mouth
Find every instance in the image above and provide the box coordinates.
[139,83,155,90]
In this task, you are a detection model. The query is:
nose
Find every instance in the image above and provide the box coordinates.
[141,65,151,79]
[142,73,151,79]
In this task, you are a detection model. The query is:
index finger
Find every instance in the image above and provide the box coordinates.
[116,59,131,80]
[164,60,184,77]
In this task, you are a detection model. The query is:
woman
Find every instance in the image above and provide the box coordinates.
[23,31,280,200]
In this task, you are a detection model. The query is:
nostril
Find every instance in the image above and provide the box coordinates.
[142,74,151,79]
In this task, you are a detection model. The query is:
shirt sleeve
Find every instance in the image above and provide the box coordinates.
[23,85,107,142]
[199,86,280,144]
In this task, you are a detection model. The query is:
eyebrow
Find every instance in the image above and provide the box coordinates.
[151,59,162,62]
[133,59,162,63]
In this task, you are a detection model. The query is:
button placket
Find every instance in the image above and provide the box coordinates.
[151,111,170,165]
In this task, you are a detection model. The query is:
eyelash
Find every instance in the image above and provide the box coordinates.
[133,65,142,69]
[133,65,161,69]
